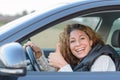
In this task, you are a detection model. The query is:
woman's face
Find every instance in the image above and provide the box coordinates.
[70,30,93,59]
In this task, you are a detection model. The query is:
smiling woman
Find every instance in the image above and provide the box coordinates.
[48,23,120,72]
[1,0,120,79]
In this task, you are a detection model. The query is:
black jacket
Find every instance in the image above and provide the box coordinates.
[73,43,120,71]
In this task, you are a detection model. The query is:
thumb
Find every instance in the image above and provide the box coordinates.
[55,43,61,54]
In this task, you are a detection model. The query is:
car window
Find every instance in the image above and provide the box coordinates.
[106,18,120,53]
[30,17,100,48]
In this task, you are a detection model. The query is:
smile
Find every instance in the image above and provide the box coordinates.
[76,48,85,53]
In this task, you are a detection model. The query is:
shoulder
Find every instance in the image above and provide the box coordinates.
[96,55,112,61]
[91,55,116,71]
[95,55,114,64]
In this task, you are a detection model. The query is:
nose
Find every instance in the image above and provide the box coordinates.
[75,41,81,46]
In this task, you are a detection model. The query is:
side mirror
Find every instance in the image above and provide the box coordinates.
[0,42,26,76]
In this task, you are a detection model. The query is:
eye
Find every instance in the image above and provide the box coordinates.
[70,40,75,43]
[80,37,85,40]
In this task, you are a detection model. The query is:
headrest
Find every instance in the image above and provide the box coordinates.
[111,30,120,47]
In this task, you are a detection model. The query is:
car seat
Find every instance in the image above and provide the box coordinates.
[111,29,120,47]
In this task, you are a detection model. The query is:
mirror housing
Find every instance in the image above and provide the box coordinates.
[0,42,26,76]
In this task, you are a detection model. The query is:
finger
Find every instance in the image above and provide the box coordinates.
[23,41,33,50]
[23,41,31,47]
[26,41,34,48]
[48,52,54,58]
[55,43,61,54]
[48,61,53,66]
[23,43,29,50]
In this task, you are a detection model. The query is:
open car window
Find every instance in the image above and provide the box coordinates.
[106,18,120,54]
[30,17,100,49]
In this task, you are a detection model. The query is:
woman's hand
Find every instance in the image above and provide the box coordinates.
[48,43,68,69]
[23,41,42,59]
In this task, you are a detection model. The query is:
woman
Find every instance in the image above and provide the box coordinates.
[24,23,120,72]
[48,23,120,72]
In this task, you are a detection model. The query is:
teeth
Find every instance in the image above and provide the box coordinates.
[76,48,84,52]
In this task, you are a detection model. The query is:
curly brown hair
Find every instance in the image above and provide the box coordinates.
[59,23,104,68]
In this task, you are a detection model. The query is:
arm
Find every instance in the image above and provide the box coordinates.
[24,41,56,72]
[91,55,116,71]
[58,64,73,72]
[37,52,57,72]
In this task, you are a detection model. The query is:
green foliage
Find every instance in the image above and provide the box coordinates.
[0,22,5,27]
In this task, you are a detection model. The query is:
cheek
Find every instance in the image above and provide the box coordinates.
[70,44,74,52]
[86,40,92,50]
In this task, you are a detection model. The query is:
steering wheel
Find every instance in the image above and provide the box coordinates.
[26,46,41,71]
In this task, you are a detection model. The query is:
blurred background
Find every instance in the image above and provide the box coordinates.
[0,0,80,26]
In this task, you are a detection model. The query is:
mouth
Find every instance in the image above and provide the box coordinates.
[75,48,85,53]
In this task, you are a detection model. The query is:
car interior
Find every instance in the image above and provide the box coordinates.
[0,3,115,73]
[111,29,120,54]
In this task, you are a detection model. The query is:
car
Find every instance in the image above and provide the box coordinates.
[0,0,120,80]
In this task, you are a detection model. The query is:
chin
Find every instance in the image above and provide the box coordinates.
[78,54,87,59]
